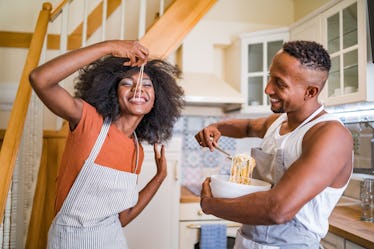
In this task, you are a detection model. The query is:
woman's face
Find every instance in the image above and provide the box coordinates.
[117,71,155,116]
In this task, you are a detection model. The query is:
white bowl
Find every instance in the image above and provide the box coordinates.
[210,174,271,198]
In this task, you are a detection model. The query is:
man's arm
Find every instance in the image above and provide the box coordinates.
[195,114,279,151]
[200,120,353,225]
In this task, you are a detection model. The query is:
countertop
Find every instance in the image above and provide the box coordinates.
[329,196,374,248]
[181,185,201,203]
[180,186,374,248]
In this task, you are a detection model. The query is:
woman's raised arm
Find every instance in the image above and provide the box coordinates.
[29,40,148,127]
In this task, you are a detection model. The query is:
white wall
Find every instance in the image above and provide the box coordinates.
[204,0,294,24]
[180,0,294,75]
[0,0,61,31]
[0,0,57,128]
[293,0,331,21]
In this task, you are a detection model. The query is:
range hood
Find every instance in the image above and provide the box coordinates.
[179,72,245,112]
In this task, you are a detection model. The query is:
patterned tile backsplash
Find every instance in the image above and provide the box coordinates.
[173,115,262,186]
[174,102,374,187]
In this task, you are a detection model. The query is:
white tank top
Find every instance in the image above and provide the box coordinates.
[262,111,350,239]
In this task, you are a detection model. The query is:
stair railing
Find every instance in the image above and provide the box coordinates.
[0,2,52,225]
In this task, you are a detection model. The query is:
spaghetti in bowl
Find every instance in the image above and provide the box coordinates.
[210,174,271,198]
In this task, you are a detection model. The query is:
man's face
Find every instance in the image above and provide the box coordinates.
[264,51,325,114]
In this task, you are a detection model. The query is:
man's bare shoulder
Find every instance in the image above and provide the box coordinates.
[264,113,282,129]
[308,117,351,139]
[249,113,281,137]
[302,117,352,152]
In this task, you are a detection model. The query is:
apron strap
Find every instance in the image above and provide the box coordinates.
[86,117,111,164]
[133,132,139,174]
[280,105,324,148]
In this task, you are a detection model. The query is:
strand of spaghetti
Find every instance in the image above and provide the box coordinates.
[134,64,145,99]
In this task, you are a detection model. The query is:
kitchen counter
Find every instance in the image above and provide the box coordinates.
[180,186,374,248]
[329,196,374,248]
[180,185,200,203]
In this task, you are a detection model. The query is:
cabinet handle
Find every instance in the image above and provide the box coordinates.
[197,210,204,216]
[187,223,241,229]
[174,160,179,181]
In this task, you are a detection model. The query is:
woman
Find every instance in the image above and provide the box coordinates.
[29,40,184,249]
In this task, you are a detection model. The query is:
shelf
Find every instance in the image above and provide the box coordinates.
[343,64,358,70]
[343,28,358,37]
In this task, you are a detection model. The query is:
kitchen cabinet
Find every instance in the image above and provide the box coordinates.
[321,232,346,249]
[319,0,371,105]
[226,28,289,114]
[179,202,240,249]
[290,0,373,106]
[321,232,366,249]
[328,195,374,249]
[123,136,182,249]
[345,240,366,249]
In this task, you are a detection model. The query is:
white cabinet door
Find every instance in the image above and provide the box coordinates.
[321,232,368,249]
[226,28,289,114]
[345,240,366,249]
[321,232,345,249]
[319,0,370,105]
[243,28,289,114]
[179,203,241,249]
[123,136,182,249]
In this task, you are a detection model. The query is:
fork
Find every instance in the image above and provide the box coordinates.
[214,143,233,160]
[208,137,233,159]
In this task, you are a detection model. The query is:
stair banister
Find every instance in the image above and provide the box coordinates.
[0,2,52,224]
[102,0,108,40]
[119,0,126,39]
[50,0,71,21]
[138,0,147,38]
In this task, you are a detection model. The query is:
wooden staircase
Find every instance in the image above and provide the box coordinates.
[0,0,217,248]
[0,0,217,57]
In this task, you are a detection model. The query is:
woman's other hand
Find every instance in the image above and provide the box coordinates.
[153,143,167,181]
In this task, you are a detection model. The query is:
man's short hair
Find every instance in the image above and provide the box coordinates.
[283,40,331,72]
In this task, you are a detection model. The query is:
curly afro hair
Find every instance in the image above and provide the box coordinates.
[283,40,331,72]
[74,56,185,144]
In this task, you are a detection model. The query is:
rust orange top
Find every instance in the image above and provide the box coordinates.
[54,101,144,214]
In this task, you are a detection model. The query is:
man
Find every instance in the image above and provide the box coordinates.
[194,40,353,249]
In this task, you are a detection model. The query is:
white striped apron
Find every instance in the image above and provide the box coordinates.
[47,118,139,249]
[235,106,339,249]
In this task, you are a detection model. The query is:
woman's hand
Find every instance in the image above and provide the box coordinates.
[109,40,149,67]
[119,143,167,227]
[29,40,149,127]
[153,143,167,181]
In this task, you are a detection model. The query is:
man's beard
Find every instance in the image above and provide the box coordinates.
[268,97,285,113]
[271,106,285,113]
